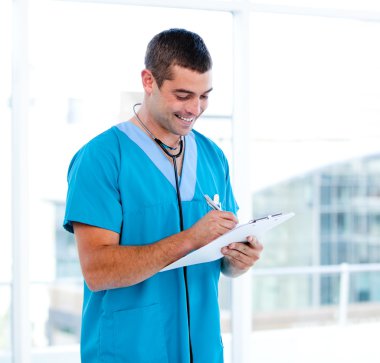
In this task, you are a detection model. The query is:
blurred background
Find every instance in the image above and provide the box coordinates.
[1,0,380,362]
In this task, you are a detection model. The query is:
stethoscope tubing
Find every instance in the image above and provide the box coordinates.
[154,137,185,232]
[154,137,193,362]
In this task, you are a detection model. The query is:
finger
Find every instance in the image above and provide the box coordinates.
[227,242,252,256]
[226,241,255,256]
[222,249,258,268]
[219,219,238,231]
[246,235,255,246]
[207,211,238,232]
[246,236,263,251]
[211,210,238,223]
[222,242,262,263]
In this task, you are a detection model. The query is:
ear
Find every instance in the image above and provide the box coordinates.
[141,69,155,94]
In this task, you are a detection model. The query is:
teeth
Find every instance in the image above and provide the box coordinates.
[176,114,194,122]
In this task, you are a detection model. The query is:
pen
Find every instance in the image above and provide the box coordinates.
[204,194,222,211]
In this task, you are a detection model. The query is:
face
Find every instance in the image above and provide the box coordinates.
[145,65,213,140]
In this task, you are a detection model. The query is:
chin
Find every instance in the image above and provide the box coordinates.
[179,126,194,136]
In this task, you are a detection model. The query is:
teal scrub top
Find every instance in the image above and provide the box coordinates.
[64,121,238,363]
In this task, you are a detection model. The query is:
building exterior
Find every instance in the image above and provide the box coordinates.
[252,153,380,310]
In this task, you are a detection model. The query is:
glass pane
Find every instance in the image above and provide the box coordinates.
[0,0,12,358]
[249,11,380,329]
[218,276,232,333]
[250,270,380,362]
[252,274,312,312]
[28,0,234,349]
[251,270,380,329]
[351,271,380,303]
[30,282,82,347]
[29,0,232,140]
[249,13,380,253]
[0,285,11,362]
[0,0,12,284]
[252,176,312,267]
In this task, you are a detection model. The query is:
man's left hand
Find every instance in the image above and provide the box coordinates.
[221,236,263,277]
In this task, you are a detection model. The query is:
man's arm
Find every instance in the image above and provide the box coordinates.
[73,210,238,291]
[221,236,263,278]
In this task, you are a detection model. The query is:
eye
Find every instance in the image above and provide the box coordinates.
[174,92,191,100]
[176,95,189,100]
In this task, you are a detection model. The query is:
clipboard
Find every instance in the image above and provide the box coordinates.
[161,212,295,272]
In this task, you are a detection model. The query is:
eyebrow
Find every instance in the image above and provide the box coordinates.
[173,87,213,95]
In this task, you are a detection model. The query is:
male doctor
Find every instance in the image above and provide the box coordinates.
[64,28,263,363]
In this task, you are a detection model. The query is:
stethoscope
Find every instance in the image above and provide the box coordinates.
[133,104,194,362]
[156,138,185,231]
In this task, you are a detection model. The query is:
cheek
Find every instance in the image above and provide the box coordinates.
[161,94,180,109]
[201,99,209,110]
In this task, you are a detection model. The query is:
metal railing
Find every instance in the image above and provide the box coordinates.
[2,262,380,363]
[251,262,380,325]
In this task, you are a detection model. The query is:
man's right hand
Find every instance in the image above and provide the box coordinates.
[185,210,238,250]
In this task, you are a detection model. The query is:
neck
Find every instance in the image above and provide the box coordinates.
[132,103,181,150]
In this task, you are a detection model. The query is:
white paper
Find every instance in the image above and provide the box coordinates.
[160,212,295,272]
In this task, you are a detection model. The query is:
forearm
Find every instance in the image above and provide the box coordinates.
[79,230,193,292]
[75,210,238,291]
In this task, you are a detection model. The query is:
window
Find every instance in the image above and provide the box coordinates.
[249,10,380,324]
[8,1,380,361]
[26,0,234,350]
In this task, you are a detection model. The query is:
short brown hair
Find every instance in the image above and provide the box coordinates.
[145,28,213,88]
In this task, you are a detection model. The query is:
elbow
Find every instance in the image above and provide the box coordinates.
[80,258,105,292]
[84,278,102,292]
[80,259,132,291]
[82,269,104,292]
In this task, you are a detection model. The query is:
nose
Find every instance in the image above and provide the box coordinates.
[186,98,203,116]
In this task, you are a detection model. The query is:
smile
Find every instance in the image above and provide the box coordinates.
[175,114,194,123]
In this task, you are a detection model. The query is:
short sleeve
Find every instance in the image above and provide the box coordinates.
[63,131,122,234]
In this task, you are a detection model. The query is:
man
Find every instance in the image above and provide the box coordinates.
[64,28,263,363]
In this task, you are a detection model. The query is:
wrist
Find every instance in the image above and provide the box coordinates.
[178,229,196,255]
[221,257,248,278]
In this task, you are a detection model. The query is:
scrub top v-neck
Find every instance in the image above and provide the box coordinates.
[64,121,238,363]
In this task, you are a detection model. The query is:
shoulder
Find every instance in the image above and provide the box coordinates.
[192,129,224,152]
[77,126,123,157]
[84,126,121,150]
[68,126,122,175]
[191,129,228,164]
